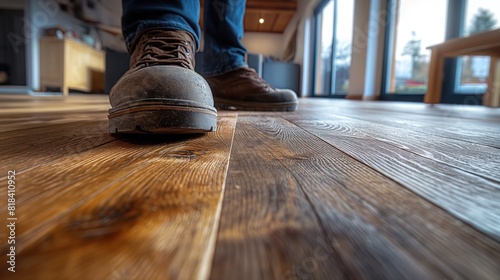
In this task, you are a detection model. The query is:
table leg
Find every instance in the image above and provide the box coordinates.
[424,48,444,104]
[483,56,500,107]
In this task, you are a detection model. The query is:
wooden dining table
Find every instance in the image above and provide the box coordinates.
[425,28,500,107]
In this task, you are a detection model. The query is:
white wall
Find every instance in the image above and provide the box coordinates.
[242,32,285,58]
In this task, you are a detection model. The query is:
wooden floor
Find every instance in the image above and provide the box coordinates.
[0,94,499,280]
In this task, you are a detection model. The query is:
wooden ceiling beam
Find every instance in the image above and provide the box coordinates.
[245,8,295,14]
[200,0,297,12]
[246,1,297,11]
[200,0,297,33]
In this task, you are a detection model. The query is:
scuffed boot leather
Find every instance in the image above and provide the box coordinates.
[205,67,298,111]
[108,30,217,134]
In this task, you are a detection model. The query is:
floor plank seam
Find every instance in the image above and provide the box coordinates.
[199,113,238,280]
[276,154,352,279]
[270,114,440,278]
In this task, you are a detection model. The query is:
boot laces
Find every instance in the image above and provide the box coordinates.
[242,67,273,92]
[132,31,194,70]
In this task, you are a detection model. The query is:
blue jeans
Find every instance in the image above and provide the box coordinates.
[122,0,248,76]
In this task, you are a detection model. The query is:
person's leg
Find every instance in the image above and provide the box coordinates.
[202,0,298,111]
[108,0,217,134]
[202,0,247,76]
[122,0,200,50]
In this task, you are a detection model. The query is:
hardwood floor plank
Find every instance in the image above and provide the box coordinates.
[211,115,499,279]
[279,114,500,241]
[0,113,237,280]
[0,112,108,133]
[0,94,110,132]
[283,112,500,183]
[0,101,110,114]
[304,98,500,122]
[299,99,500,149]
[1,96,499,280]
[351,108,500,142]
[0,118,117,172]
[0,94,110,107]
[210,117,346,280]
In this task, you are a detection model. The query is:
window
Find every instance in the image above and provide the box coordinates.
[382,0,500,103]
[313,0,355,97]
[455,1,499,94]
[314,1,334,96]
[383,0,448,98]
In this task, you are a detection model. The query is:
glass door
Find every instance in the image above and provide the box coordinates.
[382,0,448,101]
[313,0,354,97]
[314,0,334,96]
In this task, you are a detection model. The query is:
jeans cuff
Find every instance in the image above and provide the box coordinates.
[124,20,200,51]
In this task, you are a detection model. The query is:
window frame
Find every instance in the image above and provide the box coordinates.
[311,0,348,98]
[441,0,485,105]
[380,0,490,104]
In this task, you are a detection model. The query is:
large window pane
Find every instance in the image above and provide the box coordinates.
[314,1,334,96]
[456,0,499,93]
[314,0,354,96]
[387,0,448,94]
[333,0,354,94]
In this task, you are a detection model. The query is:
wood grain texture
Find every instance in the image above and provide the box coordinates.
[0,95,111,133]
[305,98,500,121]
[1,95,499,280]
[302,99,500,149]
[210,116,345,280]
[212,115,500,279]
[0,113,237,280]
[347,108,500,142]
[0,112,108,133]
[0,95,115,172]
[0,119,116,172]
[0,95,110,114]
[280,111,500,241]
[284,112,500,183]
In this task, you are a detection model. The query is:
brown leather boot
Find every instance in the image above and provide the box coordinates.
[108,30,217,134]
[204,67,298,111]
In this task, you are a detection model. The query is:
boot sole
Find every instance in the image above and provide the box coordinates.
[214,97,298,111]
[108,102,217,134]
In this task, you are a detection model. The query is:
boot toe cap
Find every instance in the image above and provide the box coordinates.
[110,66,214,108]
